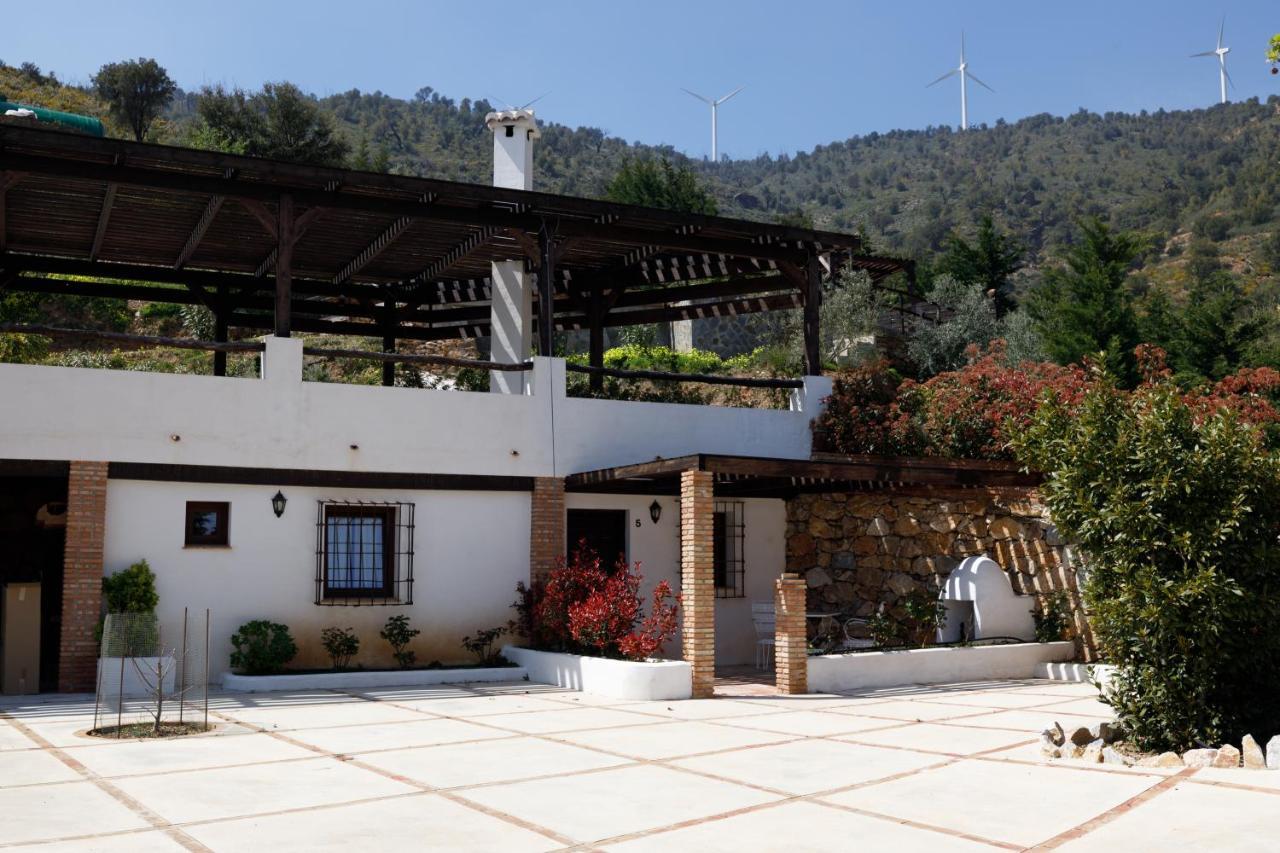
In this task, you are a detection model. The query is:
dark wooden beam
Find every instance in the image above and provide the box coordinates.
[334,215,413,284]
[275,194,294,337]
[107,461,534,492]
[174,194,226,269]
[89,183,118,261]
[415,226,500,283]
[0,172,22,253]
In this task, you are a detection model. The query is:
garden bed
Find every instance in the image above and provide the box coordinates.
[220,665,526,693]
[807,641,1075,693]
[502,646,692,701]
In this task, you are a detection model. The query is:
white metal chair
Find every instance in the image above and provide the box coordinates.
[751,601,776,670]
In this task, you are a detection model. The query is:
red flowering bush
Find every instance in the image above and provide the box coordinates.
[815,344,1090,460]
[513,541,680,661]
[913,343,1091,460]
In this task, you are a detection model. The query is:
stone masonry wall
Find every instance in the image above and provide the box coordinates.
[786,489,1095,660]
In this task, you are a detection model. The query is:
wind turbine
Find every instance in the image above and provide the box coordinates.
[1191,18,1232,104]
[927,32,993,130]
[681,86,743,162]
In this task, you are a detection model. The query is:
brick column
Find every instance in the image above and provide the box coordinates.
[59,461,109,693]
[775,572,808,695]
[680,468,715,699]
[530,477,565,584]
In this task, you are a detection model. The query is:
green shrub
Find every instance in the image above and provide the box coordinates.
[229,620,297,675]
[1015,368,1280,751]
[380,615,420,669]
[1032,592,1070,643]
[102,560,159,614]
[320,627,359,670]
[461,625,510,666]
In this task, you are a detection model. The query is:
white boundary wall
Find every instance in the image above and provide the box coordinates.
[0,342,829,478]
[808,641,1076,693]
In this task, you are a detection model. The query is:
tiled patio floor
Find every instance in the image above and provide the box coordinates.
[2,678,1277,851]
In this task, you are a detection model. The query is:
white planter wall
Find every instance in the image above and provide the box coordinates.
[503,645,692,701]
[808,641,1076,693]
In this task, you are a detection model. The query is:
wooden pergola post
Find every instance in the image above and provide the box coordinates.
[274,193,294,338]
[680,468,716,699]
[537,225,556,357]
[588,288,605,392]
[380,304,397,387]
[802,249,822,376]
[212,282,229,377]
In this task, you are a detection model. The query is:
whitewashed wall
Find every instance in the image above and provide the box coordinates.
[565,493,785,666]
[104,480,530,676]
[0,345,828,478]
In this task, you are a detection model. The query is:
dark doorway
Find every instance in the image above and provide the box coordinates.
[567,509,627,568]
[0,472,68,693]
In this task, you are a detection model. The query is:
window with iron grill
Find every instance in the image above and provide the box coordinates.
[315,501,414,605]
[713,500,745,598]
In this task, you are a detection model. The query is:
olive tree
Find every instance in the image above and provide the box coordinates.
[92,58,176,142]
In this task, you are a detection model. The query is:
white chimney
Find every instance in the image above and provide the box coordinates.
[485,109,540,191]
[485,109,540,393]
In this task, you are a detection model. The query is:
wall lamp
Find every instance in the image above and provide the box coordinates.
[649,499,662,524]
[271,490,287,518]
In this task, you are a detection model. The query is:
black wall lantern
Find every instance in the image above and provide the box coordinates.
[649,499,662,524]
[271,490,287,518]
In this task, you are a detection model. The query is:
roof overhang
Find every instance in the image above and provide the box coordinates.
[566,453,1040,499]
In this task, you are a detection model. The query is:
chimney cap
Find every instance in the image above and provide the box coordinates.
[485,109,541,139]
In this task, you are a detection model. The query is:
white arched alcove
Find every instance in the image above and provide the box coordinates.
[937,556,1036,643]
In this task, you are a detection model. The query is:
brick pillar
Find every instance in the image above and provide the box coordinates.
[680,469,715,699]
[59,461,109,692]
[775,572,808,695]
[530,477,565,584]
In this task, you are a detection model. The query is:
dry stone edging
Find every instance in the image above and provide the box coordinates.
[1040,724,1280,771]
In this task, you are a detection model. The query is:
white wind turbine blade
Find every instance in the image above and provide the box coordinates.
[1190,50,1216,58]
[1223,63,1235,90]
[715,86,745,106]
[519,92,549,111]
[927,68,959,87]
[681,88,713,105]
[1217,16,1225,51]
[967,70,995,93]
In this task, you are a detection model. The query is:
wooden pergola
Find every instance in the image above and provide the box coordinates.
[0,122,912,383]
[566,453,1041,499]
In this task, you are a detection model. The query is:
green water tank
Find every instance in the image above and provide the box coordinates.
[0,98,105,137]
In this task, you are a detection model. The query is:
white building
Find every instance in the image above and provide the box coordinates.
[5,114,1044,699]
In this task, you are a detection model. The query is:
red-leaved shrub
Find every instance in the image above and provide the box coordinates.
[815,342,1280,461]
[514,541,680,661]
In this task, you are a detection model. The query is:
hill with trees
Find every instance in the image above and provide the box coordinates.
[3,58,1280,386]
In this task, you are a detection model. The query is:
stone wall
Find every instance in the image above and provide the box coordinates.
[785,489,1095,660]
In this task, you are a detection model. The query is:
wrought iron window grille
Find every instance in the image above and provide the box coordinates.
[315,500,414,605]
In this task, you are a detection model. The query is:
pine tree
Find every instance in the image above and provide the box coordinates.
[1029,218,1143,383]
[937,214,1024,317]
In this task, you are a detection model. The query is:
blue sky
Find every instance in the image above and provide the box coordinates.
[5,1,1278,158]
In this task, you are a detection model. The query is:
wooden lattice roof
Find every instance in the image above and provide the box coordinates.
[0,122,912,346]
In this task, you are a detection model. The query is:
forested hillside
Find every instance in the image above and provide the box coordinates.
[4,59,1280,386]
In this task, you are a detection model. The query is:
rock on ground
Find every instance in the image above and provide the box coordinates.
[1213,744,1241,768]
[1081,740,1104,763]
[1268,735,1280,771]
[1183,748,1219,768]
[1242,735,1266,770]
